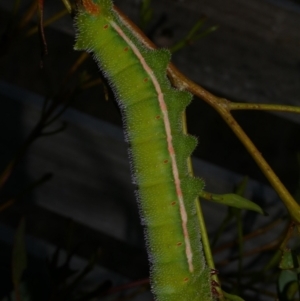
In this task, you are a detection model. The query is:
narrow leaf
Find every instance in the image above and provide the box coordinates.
[278,270,299,300]
[200,190,265,215]
[279,249,294,270]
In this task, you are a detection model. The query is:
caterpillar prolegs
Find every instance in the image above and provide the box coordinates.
[74,1,213,300]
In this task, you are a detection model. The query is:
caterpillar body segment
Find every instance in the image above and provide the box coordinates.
[74,1,213,300]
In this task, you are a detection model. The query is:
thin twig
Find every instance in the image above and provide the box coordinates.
[229,102,300,114]
[61,0,72,14]
[26,9,69,37]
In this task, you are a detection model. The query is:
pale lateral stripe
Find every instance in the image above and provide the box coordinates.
[110,20,194,273]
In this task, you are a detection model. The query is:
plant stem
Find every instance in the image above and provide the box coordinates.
[26,9,69,37]
[61,0,72,14]
[229,102,300,114]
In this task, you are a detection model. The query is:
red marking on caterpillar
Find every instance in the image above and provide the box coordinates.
[211,280,220,287]
[143,78,149,82]
[183,277,189,282]
[82,0,100,15]
[155,115,161,119]
[211,287,220,298]
[124,47,129,52]
[109,18,195,273]
[210,268,219,275]
[163,159,169,164]
[103,24,109,29]
[171,201,176,206]
[177,242,183,246]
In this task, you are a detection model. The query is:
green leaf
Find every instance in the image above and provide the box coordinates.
[199,191,265,215]
[278,270,299,300]
[211,177,248,246]
[286,281,299,300]
[279,249,295,270]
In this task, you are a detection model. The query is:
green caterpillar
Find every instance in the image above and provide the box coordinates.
[74,1,213,300]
